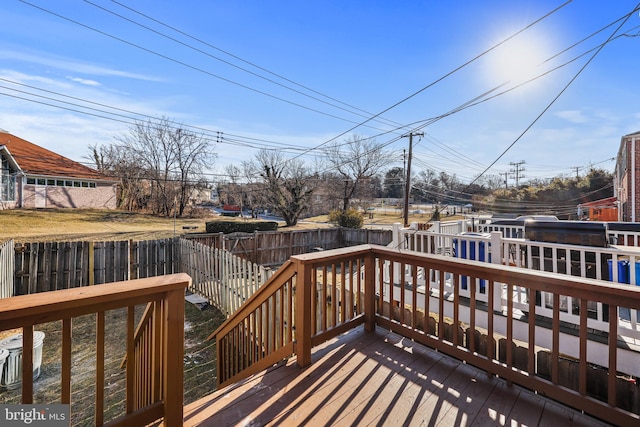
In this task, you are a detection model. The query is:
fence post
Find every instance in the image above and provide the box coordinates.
[294,259,312,367]
[163,287,185,426]
[392,223,403,250]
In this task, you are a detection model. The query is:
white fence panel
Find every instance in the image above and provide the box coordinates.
[395,225,640,342]
[0,239,14,298]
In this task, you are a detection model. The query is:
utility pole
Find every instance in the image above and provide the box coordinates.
[500,172,509,190]
[402,132,424,227]
[509,160,526,187]
[571,166,580,178]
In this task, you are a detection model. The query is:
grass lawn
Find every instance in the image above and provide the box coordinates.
[0,208,216,242]
[0,207,450,242]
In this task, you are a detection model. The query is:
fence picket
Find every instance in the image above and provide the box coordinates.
[0,239,14,298]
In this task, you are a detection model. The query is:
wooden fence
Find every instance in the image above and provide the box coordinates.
[12,239,179,296]
[7,228,392,313]
[184,227,393,267]
[179,239,273,317]
[0,239,14,298]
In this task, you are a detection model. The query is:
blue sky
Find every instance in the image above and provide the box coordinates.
[1,0,639,185]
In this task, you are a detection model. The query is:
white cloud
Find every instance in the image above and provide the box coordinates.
[67,76,101,87]
[554,110,588,124]
[0,49,164,82]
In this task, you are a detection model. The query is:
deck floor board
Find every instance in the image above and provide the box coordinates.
[180,327,614,427]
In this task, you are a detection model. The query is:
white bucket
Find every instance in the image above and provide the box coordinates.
[0,331,45,390]
[0,348,8,387]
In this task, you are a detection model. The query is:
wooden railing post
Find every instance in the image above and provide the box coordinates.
[294,260,312,367]
[162,289,184,427]
[364,252,376,332]
[163,288,184,426]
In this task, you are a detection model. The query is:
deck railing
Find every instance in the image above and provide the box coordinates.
[215,245,640,426]
[399,226,640,342]
[209,260,296,388]
[0,273,189,427]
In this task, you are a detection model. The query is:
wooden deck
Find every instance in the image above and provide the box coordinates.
[180,326,613,426]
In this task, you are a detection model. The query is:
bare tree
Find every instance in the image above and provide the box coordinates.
[325,135,387,210]
[88,143,148,211]
[252,149,315,226]
[89,117,215,217]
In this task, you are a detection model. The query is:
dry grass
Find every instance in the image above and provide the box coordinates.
[0,208,218,242]
[0,207,452,243]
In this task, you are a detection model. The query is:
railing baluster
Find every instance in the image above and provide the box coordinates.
[527,292,535,376]
[22,326,33,404]
[487,279,495,360]
[61,318,72,404]
[552,293,560,384]
[411,264,418,329]
[341,261,347,322]
[96,311,105,426]
[453,271,460,345]
[506,283,513,369]
[608,303,617,407]
[438,270,445,340]
[126,305,135,414]
[579,298,588,396]
[469,277,476,353]
[400,262,406,325]
[332,266,338,329]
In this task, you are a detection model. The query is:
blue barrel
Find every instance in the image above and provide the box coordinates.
[608,259,630,284]
[454,233,490,292]
[608,259,639,321]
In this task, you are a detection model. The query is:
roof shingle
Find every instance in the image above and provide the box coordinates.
[0,131,109,181]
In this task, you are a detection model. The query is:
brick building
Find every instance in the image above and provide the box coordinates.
[614,131,640,222]
[0,130,117,209]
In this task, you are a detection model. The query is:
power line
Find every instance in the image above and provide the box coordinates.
[6,0,628,187]
[108,0,409,131]
[457,1,640,196]
[82,0,409,133]
[17,0,397,134]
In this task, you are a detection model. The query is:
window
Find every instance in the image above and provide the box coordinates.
[22,176,97,189]
[1,157,15,201]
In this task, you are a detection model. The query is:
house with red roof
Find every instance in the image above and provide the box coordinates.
[0,129,117,209]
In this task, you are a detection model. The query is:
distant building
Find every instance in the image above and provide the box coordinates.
[615,131,640,222]
[577,197,618,221]
[0,130,117,209]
